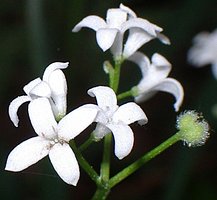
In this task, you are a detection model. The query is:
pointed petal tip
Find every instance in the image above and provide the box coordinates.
[8,96,31,128]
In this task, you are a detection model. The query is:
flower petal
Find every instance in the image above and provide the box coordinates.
[49,143,80,186]
[8,95,31,127]
[93,123,111,140]
[29,81,51,98]
[113,102,148,125]
[151,53,171,70]
[58,104,98,141]
[110,33,124,58]
[42,62,69,83]
[119,3,137,18]
[88,86,118,111]
[128,51,150,75]
[47,70,67,117]
[96,28,118,51]
[156,32,171,45]
[107,124,134,159]
[123,28,155,58]
[121,18,162,36]
[72,15,107,32]
[23,78,42,95]
[5,136,50,172]
[150,78,184,112]
[136,53,172,93]
[28,98,57,139]
[106,8,127,28]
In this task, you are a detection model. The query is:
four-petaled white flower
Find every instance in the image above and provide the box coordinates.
[188,28,217,79]
[129,52,184,112]
[87,86,148,159]
[9,62,68,127]
[72,4,170,59]
[5,97,98,185]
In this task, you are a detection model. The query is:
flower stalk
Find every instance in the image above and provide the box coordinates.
[108,132,181,188]
[70,140,100,184]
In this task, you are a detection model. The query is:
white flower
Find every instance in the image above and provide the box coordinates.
[129,52,184,111]
[9,62,68,127]
[5,98,98,185]
[87,86,148,159]
[188,28,217,79]
[72,4,169,59]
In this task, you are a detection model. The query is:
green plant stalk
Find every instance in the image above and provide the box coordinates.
[95,58,124,199]
[91,185,110,200]
[100,58,123,181]
[100,134,112,182]
[70,140,99,184]
[111,59,123,93]
[79,133,95,152]
[108,132,181,188]
[117,90,133,100]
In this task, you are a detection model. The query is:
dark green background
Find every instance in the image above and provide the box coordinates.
[1,0,217,199]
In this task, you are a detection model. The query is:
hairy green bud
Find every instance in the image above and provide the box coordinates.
[176,110,210,147]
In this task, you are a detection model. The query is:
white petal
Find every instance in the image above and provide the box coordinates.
[121,18,162,36]
[42,62,68,83]
[29,81,51,98]
[156,32,171,45]
[110,33,124,58]
[23,78,42,95]
[136,53,172,92]
[49,143,80,186]
[47,70,67,117]
[113,102,148,125]
[58,104,98,141]
[93,123,111,140]
[106,9,127,28]
[28,98,57,139]
[5,137,50,172]
[128,51,150,76]
[96,28,118,51]
[72,15,107,32]
[151,78,184,112]
[107,124,134,159]
[119,3,137,18]
[88,86,118,111]
[8,95,31,127]
[123,28,155,58]
[151,53,171,70]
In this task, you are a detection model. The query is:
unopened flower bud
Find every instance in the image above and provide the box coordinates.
[176,110,210,147]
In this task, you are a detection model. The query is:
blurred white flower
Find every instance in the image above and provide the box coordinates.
[72,4,169,59]
[5,98,98,185]
[88,86,148,159]
[129,52,184,111]
[188,29,217,78]
[9,62,68,127]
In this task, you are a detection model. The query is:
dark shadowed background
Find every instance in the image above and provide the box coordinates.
[1,0,217,199]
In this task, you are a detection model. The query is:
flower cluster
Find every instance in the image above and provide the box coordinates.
[6,63,147,185]
[6,4,184,187]
[72,3,170,60]
[188,28,217,79]
[73,4,183,111]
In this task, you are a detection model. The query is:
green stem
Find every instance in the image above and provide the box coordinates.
[100,134,112,182]
[111,59,123,93]
[117,90,133,100]
[91,185,110,200]
[79,133,95,152]
[108,132,181,188]
[70,140,100,184]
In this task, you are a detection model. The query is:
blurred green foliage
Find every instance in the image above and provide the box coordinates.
[1,0,217,199]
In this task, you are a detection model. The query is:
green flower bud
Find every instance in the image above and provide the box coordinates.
[176,110,210,147]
